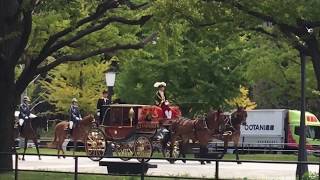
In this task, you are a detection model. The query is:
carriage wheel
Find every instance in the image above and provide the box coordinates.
[134,136,153,162]
[163,141,180,163]
[115,142,134,161]
[85,128,106,161]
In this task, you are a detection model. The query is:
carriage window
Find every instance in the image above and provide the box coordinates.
[108,107,138,126]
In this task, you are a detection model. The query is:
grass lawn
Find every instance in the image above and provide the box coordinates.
[0,171,183,180]
[223,153,320,162]
[16,147,320,162]
[16,148,86,156]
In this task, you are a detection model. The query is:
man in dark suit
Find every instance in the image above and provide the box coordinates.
[18,96,31,134]
[96,90,111,125]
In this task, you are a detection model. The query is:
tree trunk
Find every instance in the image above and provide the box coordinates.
[0,0,21,172]
[0,64,17,172]
[306,37,320,90]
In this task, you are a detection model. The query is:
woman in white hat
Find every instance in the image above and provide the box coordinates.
[154,82,172,119]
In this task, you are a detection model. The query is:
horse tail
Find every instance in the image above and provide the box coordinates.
[47,126,58,148]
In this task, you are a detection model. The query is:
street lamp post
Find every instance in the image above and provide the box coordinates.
[104,60,118,158]
[105,61,118,102]
[296,51,308,179]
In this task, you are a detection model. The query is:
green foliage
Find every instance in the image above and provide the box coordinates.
[116,32,244,115]
[303,173,319,180]
[40,60,107,114]
[242,36,318,110]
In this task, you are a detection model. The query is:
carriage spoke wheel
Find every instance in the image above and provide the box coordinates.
[134,136,153,162]
[85,128,106,161]
[115,142,134,161]
[164,141,180,163]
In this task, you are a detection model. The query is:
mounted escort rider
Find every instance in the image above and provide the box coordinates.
[18,96,31,134]
[154,82,172,119]
[67,98,82,135]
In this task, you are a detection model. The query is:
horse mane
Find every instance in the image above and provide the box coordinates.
[230,108,246,125]
[80,114,94,126]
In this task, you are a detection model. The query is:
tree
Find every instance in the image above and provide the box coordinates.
[40,60,107,114]
[0,0,154,170]
[207,0,320,90]
[226,86,257,110]
[241,35,319,111]
[115,19,245,116]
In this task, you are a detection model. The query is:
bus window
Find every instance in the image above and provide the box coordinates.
[294,126,300,135]
[294,126,320,139]
[306,126,315,139]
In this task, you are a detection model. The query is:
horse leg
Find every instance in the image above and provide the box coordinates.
[57,147,60,159]
[234,136,241,164]
[57,138,63,159]
[179,142,186,163]
[204,145,210,164]
[73,140,77,157]
[59,139,66,159]
[223,136,228,154]
[199,145,208,165]
[22,137,28,161]
[61,141,66,159]
[33,138,41,160]
[168,136,176,164]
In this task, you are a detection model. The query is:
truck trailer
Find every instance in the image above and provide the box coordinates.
[239,109,320,149]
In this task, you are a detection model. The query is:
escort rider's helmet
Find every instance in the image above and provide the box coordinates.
[23,96,30,102]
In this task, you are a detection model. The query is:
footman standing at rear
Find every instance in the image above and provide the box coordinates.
[96,90,111,125]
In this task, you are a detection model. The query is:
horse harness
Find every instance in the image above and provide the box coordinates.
[222,114,236,136]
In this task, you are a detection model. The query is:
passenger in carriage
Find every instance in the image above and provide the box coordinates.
[96,90,111,125]
[154,81,172,119]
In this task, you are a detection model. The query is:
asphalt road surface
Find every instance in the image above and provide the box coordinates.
[13,155,319,180]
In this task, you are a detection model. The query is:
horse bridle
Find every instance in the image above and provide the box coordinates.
[201,114,209,129]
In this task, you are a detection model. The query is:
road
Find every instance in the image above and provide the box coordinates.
[14,155,319,179]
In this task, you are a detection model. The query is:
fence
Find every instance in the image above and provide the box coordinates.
[0,152,320,180]
[16,138,320,154]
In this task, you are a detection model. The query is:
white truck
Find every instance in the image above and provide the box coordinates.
[238,109,320,149]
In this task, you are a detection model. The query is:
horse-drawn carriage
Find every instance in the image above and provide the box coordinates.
[84,104,181,162]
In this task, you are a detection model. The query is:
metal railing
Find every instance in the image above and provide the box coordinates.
[0,151,320,180]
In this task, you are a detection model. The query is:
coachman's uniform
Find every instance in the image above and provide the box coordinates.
[96,98,111,125]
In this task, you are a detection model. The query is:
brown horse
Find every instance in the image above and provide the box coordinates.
[18,117,41,161]
[51,115,95,158]
[216,107,248,163]
[168,110,224,164]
